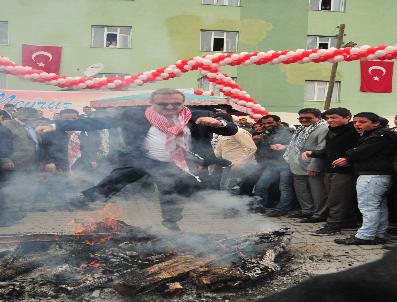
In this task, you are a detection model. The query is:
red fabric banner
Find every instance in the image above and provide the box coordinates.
[360,60,394,93]
[22,44,62,74]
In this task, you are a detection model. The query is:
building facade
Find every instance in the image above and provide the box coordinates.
[0,0,396,119]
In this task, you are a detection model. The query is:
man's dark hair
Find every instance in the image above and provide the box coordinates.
[213,112,233,123]
[60,109,79,116]
[260,114,281,123]
[378,117,389,128]
[150,88,185,103]
[354,112,380,123]
[298,108,322,118]
[0,109,10,119]
[324,107,352,118]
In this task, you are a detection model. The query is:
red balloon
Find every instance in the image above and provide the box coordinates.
[194,90,203,95]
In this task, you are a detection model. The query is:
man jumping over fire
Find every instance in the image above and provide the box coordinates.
[37,88,237,231]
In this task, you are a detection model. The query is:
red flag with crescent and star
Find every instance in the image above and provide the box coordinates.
[360,60,394,93]
[22,44,62,74]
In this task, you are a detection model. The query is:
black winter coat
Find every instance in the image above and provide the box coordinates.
[346,127,397,175]
[311,123,360,174]
[55,107,238,166]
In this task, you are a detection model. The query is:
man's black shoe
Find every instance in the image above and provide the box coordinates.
[374,237,388,244]
[300,216,327,223]
[288,212,312,219]
[334,236,377,245]
[266,208,287,217]
[314,223,342,235]
[162,221,182,232]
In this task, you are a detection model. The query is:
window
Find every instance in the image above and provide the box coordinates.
[0,72,6,88]
[198,75,237,96]
[0,72,6,89]
[91,26,132,48]
[200,30,238,52]
[202,0,240,6]
[307,36,337,49]
[93,73,129,78]
[309,0,345,12]
[304,80,340,102]
[0,22,8,45]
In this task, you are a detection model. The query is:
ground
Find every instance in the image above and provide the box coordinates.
[0,191,394,301]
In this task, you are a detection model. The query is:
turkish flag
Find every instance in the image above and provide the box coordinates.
[360,60,394,93]
[22,44,62,74]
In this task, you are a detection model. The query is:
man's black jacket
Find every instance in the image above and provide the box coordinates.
[0,124,13,163]
[310,122,359,174]
[55,107,238,166]
[346,127,397,175]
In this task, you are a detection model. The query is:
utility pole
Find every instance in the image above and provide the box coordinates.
[324,24,345,110]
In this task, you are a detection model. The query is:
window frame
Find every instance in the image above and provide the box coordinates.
[309,0,345,12]
[307,35,337,49]
[202,0,241,6]
[197,75,237,96]
[200,30,239,52]
[0,72,6,89]
[304,80,341,102]
[91,25,132,49]
[0,21,9,46]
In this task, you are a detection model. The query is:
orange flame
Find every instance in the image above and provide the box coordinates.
[87,259,101,270]
[67,203,123,244]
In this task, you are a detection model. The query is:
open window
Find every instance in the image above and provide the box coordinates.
[309,0,345,12]
[200,30,238,52]
[307,36,337,50]
[92,26,132,48]
[304,80,340,102]
[0,21,8,45]
[202,0,240,6]
[198,74,237,96]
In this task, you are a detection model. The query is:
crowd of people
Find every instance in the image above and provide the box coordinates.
[0,88,396,245]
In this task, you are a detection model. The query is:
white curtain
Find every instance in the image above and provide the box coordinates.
[306,36,318,49]
[92,26,105,48]
[304,81,316,101]
[332,0,345,11]
[309,0,320,10]
[200,31,212,51]
[0,22,7,45]
[226,31,238,52]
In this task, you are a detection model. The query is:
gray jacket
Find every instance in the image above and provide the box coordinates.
[284,123,328,175]
[3,119,37,170]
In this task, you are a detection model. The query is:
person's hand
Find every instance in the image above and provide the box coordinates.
[1,159,14,170]
[35,125,55,134]
[195,117,224,128]
[302,151,312,161]
[43,163,57,173]
[332,157,349,167]
[270,144,287,151]
[307,170,318,177]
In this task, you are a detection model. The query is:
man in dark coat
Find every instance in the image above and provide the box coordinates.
[258,249,397,302]
[37,88,237,231]
[302,107,360,235]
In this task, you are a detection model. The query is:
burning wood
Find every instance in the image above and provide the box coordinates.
[0,220,291,301]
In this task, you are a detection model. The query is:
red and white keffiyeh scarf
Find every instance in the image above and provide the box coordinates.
[144,106,192,171]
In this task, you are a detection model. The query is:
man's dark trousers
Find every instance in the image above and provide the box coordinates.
[82,158,201,224]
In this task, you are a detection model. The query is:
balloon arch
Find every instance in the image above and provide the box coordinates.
[0,44,396,119]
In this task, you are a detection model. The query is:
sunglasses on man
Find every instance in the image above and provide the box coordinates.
[154,102,184,108]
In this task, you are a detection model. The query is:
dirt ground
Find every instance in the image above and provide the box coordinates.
[0,193,394,301]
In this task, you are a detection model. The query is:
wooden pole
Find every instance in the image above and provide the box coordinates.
[324,24,345,110]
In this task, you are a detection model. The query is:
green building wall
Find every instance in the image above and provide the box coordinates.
[1,0,397,118]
